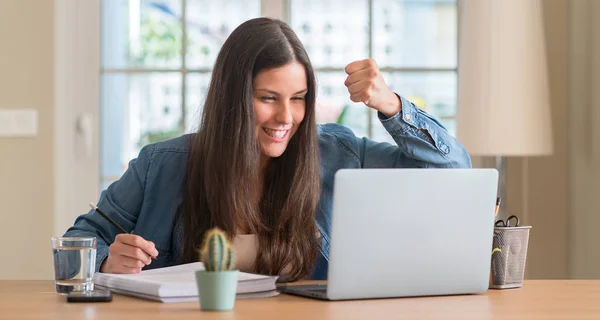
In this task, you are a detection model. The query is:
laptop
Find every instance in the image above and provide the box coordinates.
[278,168,498,300]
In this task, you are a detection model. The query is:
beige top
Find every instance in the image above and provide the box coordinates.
[233,234,294,277]
[232,234,259,272]
[233,232,321,277]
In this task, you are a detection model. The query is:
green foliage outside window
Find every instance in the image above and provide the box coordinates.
[135,16,181,66]
[137,129,181,147]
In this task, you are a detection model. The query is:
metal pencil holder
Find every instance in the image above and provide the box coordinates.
[490,215,531,289]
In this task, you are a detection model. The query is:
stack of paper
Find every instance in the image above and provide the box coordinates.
[93,262,279,302]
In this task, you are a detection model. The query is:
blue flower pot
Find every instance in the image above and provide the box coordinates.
[195,270,239,311]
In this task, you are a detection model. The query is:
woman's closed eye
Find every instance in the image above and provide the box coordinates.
[260,96,276,102]
[260,96,305,102]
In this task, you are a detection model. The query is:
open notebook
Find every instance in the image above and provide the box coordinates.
[93,262,279,302]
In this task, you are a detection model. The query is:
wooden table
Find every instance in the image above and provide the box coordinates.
[1,280,599,319]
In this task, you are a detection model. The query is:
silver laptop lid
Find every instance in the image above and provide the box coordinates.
[326,168,498,300]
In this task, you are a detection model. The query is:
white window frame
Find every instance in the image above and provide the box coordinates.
[54,0,101,236]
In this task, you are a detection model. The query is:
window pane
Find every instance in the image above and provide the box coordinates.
[373,0,457,68]
[186,0,261,69]
[101,73,182,189]
[291,0,369,68]
[372,71,456,143]
[102,0,183,69]
[316,72,368,138]
[185,73,211,133]
[438,117,456,138]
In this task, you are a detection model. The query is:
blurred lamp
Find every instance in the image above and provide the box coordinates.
[456,0,554,218]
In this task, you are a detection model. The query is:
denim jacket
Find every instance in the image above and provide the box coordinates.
[63,96,472,279]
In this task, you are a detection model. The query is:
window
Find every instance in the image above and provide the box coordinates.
[100,0,261,189]
[291,0,457,142]
[100,0,457,189]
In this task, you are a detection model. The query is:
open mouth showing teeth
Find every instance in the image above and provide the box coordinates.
[263,127,289,139]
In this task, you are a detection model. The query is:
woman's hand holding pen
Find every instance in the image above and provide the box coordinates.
[100,234,159,274]
[344,58,402,118]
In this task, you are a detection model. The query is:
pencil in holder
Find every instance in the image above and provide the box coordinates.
[489,225,531,289]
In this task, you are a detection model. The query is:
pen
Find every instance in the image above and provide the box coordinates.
[89,203,158,261]
[495,197,501,216]
[89,202,130,234]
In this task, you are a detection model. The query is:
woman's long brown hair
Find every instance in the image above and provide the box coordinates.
[176,18,321,281]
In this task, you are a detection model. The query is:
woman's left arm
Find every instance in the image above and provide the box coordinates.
[369,95,471,168]
[343,59,472,168]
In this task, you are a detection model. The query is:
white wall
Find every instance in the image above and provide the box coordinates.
[503,0,600,280]
[518,0,570,279]
[0,0,100,280]
[0,0,55,280]
[568,0,600,279]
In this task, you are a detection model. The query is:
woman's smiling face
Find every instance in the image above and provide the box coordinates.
[253,61,308,159]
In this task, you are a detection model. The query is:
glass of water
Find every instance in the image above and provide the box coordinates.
[51,237,97,294]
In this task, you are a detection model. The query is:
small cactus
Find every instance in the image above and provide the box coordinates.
[199,228,236,272]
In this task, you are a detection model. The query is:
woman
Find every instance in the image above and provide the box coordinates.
[63,18,471,281]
